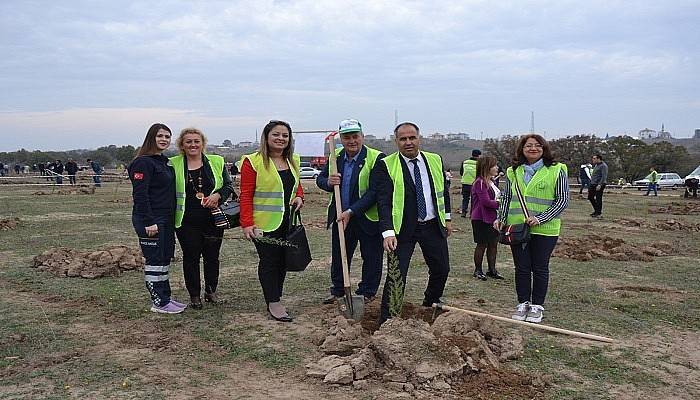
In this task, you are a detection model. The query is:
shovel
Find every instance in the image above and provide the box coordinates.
[326,132,364,320]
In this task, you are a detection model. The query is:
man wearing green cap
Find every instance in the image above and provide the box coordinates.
[317,119,386,304]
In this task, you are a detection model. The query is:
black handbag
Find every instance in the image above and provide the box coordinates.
[211,200,240,229]
[284,210,312,272]
[499,171,531,245]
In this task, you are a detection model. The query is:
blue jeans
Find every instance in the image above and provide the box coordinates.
[93,174,102,187]
[133,214,175,306]
[645,183,658,196]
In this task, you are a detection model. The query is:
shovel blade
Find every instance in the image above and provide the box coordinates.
[337,295,365,320]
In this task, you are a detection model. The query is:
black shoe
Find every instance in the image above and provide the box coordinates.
[473,271,487,281]
[322,294,341,305]
[461,214,467,218]
[267,309,293,322]
[422,298,445,307]
[203,292,218,303]
[190,296,203,310]
[590,212,597,217]
[486,271,504,280]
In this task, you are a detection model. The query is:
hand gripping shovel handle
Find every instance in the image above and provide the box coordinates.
[327,132,354,316]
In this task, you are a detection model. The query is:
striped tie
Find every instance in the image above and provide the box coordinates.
[411,159,427,220]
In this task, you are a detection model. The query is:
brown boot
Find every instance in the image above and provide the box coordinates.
[190,296,203,309]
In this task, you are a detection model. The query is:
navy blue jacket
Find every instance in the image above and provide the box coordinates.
[316,146,385,235]
[128,155,175,226]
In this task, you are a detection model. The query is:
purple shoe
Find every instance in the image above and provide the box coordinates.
[150,301,184,314]
[169,299,188,309]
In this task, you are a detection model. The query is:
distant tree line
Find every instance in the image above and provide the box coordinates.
[0,145,137,169]
[484,135,698,182]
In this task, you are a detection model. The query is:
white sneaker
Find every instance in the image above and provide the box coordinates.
[512,302,529,321]
[525,304,544,323]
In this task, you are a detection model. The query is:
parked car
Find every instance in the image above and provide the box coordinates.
[299,166,321,179]
[684,165,700,181]
[633,173,684,190]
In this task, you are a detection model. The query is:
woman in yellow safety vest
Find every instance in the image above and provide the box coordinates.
[495,134,569,324]
[239,120,304,322]
[171,127,235,310]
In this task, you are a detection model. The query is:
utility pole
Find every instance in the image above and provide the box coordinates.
[394,109,398,127]
[530,111,535,134]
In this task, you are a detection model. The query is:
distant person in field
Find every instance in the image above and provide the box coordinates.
[495,134,569,324]
[38,162,45,176]
[14,164,21,174]
[129,123,186,314]
[0,162,5,177]
[460,149,481,217]
[53,160,64,185]
[470,155,503,281]
[65,159,78,185]
[170,127,235,309]
[588,154,607,218]
[87,158,103,187]
[578,163,592,195]
[644,166,659,197]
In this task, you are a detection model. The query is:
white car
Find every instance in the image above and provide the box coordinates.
[684,165,700,181]
[299,166,321,179]
[633,172,684,190]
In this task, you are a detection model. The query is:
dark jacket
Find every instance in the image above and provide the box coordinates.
[54,162,64,174]
[316,146,385,235]
[128,155,176,226]
[374,152,451,239]
[65,161,78,174]
[175,154,236,204]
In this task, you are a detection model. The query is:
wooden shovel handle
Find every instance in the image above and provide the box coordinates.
[327,134,352,289]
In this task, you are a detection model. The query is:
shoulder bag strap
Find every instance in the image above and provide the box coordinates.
[513,168,531,219]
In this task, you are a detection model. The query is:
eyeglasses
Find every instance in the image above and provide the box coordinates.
[524,144,543,149]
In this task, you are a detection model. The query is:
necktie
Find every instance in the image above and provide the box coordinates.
[411,159,427,220]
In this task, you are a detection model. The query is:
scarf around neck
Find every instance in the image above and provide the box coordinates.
[523,159,544,185]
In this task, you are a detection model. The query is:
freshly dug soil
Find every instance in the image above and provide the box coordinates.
[614,217,700,232]
[32,245,144,278]
[308,303,542,399]
[553,234,672,262]
[0,217,20,230]
[649,202,700,215]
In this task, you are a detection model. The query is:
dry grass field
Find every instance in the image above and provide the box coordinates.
[1,179,698,399]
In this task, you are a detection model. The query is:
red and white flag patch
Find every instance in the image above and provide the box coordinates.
[133,172,144,180]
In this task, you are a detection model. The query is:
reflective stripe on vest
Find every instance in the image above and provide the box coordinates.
[505,163,567,236]
[461,159,477,184]
[382,151,446,235]
[326,146,381,222]
[243,152,301,232]
[170,154,224,228]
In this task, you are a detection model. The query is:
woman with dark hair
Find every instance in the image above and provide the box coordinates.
[495,134,569,323]
[239,120,304,322]
[129,123,187,314]
[170,127,235,309]
[470,155,503,281]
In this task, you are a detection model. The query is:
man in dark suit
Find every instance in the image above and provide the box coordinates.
[374,122,452,323]
[317,119,386,303]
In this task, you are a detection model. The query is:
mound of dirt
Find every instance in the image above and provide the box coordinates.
[553,234,672,262]
[614,217,700,232]
[307,304,542,399]
[649,202,700,215]
[0,217,20,230]
[32,187,95,196]
[32,245,144,279]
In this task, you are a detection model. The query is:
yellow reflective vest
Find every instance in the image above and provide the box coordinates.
[327,146,381,221]
[170,154,224,228]
[243,152,301,232]
[382,151,446,235]
[461,159,477,185]
[505,163,567,236]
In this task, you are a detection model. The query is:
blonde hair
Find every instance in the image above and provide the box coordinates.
[176,127,208,155]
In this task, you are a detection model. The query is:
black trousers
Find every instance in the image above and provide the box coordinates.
[253,223,289,304]
[588,184,606,214]
[68,174,76,185]
[510,234,558,305]
[461,184,472,215]
[176,219,224,297]
[380,219,450,322]
[329,221,383,297]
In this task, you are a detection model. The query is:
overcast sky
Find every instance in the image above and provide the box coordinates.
[1,0,698,151]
